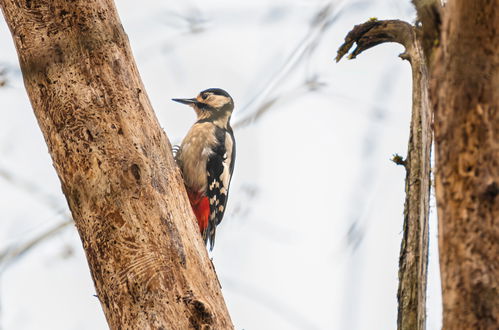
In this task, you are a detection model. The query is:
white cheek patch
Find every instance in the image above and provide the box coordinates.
[206,95,230,108]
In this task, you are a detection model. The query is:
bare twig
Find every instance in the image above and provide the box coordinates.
[233,1,344,129]
[337,19,432,330]
[232,1,376,130]
[337,68,397,330]
[222,277,321,330]
[0,167,72,272]
[0,167,65,212]
[392,153,407,167]
[336,19,416,62]
[0,67,7,87]
[0,217,73,273]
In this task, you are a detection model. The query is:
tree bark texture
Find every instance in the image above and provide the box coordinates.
[411,0,441,64]
[0,1,233,329]
[337,19,432,330]
[431,1,499,328]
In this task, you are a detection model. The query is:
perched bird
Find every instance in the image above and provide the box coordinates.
[172,88,236,250]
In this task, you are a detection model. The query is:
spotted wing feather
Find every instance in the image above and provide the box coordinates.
[205,125,235,250]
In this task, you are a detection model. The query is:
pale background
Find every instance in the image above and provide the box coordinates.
[0,0,442,329]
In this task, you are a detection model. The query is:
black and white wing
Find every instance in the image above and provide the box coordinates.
[205,125,236,250]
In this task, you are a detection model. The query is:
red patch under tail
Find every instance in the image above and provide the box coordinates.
[186,188,210,235]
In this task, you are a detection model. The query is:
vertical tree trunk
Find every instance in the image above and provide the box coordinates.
[396,33,431,330]
[431,1,499,328]
[0,0,233,328]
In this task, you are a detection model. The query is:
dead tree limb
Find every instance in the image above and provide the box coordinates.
[337,19,432,330]
[0,0,233,328]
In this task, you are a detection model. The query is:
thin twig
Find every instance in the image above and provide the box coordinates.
[233,1,343,129]
[222,276,321,330]
[0,217,73,273]
[0,166,64,212]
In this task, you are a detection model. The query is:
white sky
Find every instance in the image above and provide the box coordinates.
[0,1,441,329]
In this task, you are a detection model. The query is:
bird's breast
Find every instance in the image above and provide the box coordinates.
[177,122,218,194]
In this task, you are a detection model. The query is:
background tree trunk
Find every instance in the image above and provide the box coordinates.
[431,0,499,328]
[0,0,233,329]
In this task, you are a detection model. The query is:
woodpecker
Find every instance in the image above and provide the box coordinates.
[172,88,236,250]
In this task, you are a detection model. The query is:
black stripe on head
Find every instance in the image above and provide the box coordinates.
[201,88,231,98]
[196,102,214,111]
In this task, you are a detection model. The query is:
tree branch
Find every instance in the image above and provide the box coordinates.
[336,19,416,62]
[233,1,338,129]
[337,19,432,330]
[0,0,232,328]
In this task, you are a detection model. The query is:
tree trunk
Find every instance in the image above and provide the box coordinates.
[431,1,499,329]
[0,0,233,329]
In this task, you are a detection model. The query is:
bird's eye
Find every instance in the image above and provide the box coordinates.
[201,93,208,100]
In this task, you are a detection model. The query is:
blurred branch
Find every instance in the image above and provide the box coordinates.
[222,277,320,330]
[0,217,73,273]
[233,82,312,130]
[233,95,280,129]
[0,67,6,87]
[0,167,64,212]
[337,19,432,330]
[336,67,395,330]
[159,7,208,34]
[0,62,22,87]
[233,0,352,129]
[0,167,72,272]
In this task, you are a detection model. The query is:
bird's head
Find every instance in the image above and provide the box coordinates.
[172,88,234,122]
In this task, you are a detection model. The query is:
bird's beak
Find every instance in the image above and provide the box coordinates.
[172,98,198,106]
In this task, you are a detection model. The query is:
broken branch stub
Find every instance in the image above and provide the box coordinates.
[336,19,416,62]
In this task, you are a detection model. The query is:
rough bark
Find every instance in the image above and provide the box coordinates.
[431,1,499,328]
[411,0,441,63]
[337,19,432,330]
[0,1,233,329]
